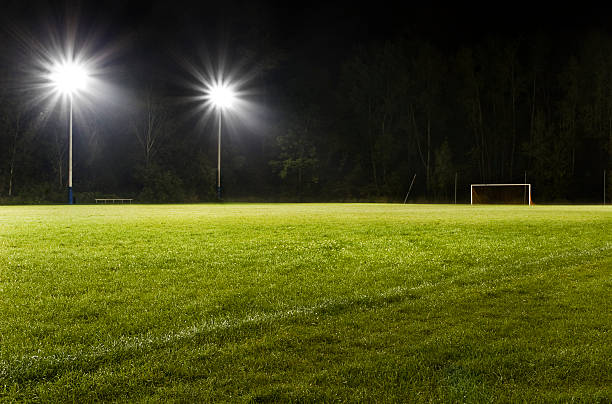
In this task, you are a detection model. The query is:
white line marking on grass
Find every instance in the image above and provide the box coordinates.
[1,284,428,383]
[1,243,611,383]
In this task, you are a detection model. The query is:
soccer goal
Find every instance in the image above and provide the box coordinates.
[471,184,533,205]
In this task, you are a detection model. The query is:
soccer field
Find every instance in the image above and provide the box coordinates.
[1,204,610,401]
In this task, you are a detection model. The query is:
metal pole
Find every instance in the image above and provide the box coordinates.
[454,172,457,204]
[403,174,417,204]
[524,171,527,205]
[529,184,532,206]
[68,95,73,205]
[217,110,222,200]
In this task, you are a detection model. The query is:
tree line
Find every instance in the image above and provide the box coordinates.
[1,31,611,203]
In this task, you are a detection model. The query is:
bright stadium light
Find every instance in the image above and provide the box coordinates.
[49,60,90,204]
[49,62,89,95]
[208,83,236,110]
[204,81,238,200]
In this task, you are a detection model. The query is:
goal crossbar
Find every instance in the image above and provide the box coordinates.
[471,183,533,205]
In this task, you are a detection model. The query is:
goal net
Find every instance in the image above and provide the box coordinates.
[471,184,533,205]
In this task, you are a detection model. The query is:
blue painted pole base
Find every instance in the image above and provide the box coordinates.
[217,186,222,200]
[68,187,73,205]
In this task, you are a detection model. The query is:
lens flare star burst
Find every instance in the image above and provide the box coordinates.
[206,82,237,110]
[7,9,125,119]
[178,51,266,134]
[48,61,89,96]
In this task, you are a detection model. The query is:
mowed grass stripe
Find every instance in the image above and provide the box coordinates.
[0,204,610,401]
[2,241,611,385]
[4,253,610,402]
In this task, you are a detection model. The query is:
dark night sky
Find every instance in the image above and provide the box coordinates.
[4,1,612,129]
[4,1,612,102]
[0,1,609,98]
[6,1,612,65]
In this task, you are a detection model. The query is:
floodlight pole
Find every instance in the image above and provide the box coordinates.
[68,95,73,205]
[217,109,222,200]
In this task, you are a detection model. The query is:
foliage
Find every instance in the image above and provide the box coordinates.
[136,164,185,202]
[269,128,319,198]
[1,31,612,202]
[432,139,454,200]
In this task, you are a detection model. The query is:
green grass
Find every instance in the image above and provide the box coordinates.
[0,203,610,402]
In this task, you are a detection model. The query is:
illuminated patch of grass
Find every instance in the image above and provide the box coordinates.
[0,204,610,401]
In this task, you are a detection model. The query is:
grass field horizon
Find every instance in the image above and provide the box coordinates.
[1,203,610,401]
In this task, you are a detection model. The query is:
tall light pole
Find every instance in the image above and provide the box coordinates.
[207,83,236,200]
[217,110,222,199]
[49,62,89,204]
[69,94,73,204]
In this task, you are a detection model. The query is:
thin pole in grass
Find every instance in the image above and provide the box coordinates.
[403,174,417,204]
[454,172,457,204]
[524,171,527,204]
[217,110,222,200]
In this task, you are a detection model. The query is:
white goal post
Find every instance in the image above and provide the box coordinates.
[471,183,533,205]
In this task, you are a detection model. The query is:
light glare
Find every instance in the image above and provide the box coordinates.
[208,83,236,109]
[49,62,89,95]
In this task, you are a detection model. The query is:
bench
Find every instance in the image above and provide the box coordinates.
[95,198,134,204]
